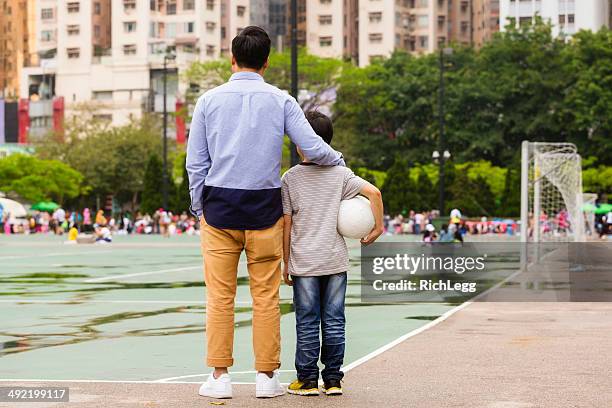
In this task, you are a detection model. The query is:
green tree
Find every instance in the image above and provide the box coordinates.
[140,154,164,214]
[381,157,421,215]
[0,154,85,203]
[36,109,163,209]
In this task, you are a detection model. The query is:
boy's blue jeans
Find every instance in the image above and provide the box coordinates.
[292,272,347,383]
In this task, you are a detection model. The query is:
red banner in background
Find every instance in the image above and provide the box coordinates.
[175,99,186,144]
[18,99,29,144]
[53,96,65,139]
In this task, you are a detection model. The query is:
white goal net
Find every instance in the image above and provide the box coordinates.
[520,142,585,243]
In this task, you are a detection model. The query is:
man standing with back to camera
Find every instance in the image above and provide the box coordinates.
[186,26,345,399]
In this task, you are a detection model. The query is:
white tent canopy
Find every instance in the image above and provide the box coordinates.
[0,198,28,219]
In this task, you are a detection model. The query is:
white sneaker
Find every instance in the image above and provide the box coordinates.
[199,372,232,399]
[255,370,286,398]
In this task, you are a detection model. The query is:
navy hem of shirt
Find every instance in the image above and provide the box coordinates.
[201,185,283,230]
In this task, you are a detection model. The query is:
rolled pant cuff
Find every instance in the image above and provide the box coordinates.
[255,362,281,372]
[207,357,234,368]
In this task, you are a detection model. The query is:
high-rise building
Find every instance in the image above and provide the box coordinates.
[268,0,286,49]
[306,0,358,62]
[0,0,36,99]
[250,0,269,30]
[20,0,226,138]
[220,0,250,55]
[472,0,500,48]
[449,0,473,45]
[500,0,610,36]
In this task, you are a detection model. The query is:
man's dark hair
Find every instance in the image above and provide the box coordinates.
[305,110,333,145]
[231,26,271,70]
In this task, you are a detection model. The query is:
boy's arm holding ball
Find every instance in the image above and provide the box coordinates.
[360,182,384,245]
[282,214,293,286]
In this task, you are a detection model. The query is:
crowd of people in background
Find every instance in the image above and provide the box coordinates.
[0,207,201,240]
[2,205,610,242]
[383,208,520,243]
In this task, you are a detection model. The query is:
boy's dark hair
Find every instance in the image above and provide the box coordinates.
[305,110,333,145]
[231,26,271,70]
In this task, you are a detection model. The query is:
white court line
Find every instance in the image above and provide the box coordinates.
[0,250,113,261]
[85,266,202,283]
[84,260,249,283]
[342,266,525,373]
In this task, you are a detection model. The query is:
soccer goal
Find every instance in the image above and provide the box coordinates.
[520,141,586,244]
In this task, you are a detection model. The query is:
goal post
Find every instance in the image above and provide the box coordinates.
[520,141,585,245]
[520,141,586,272]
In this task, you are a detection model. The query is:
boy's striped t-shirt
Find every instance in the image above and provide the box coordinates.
[281,163,367,277]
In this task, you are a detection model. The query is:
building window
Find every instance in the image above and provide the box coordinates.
[67,24,80,35]
[369,33,383,43]
[369,12,382,23]
[94,25,101,38]
[567,14,574,23]
[67,47,80,58]
[167,0,176,14]
[319,15,332,24]
[67,2,79,13]
[319,36,332,46]
[237,5,246,17]
[167,23,176,37]
[41,8,53,19]
[320,0,331,3]
[123,0,136,11]
[417,0,428,7]
[93,114,113,122]
[558,14,565,24]
[519,16,531,26]
[124,21,137,32]
[419,35,428,48]
[417,15,428,28]
[206,21,216,31]
[184,0,195,10]
[41,30,53,42]
[186,21,195,33]
[92,91,113,100]
[206,44,215,56]
[206,0,214,10]
[94,2,101,14]
[123,44,137,55]
[221,26,226,38]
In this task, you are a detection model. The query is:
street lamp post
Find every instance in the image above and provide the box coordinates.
[289,0,300,167]
[162,53,176,211]
[438,47,453,217]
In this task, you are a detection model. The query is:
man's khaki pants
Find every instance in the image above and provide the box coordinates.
[200,216,283,372]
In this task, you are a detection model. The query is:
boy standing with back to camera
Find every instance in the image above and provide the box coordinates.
[281,111,384,396]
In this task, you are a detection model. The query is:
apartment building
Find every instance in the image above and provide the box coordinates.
[268,0,286,48]
[20,0,225,139]
[500,0,610,36]
[0,0,36,99]
[472,0,500,47]
[358,0,478,66]
[449,0,473,45]
[220,0,249,55]
[305,0,358,61]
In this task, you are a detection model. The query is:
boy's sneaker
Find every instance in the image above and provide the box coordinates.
[199,372,232,399]
[322,379,343,396]
[255,370,285,398]
[287,379,320,396]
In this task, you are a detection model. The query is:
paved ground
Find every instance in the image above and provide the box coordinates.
[3,301,611,408]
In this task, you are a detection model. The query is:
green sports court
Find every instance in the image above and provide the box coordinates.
[0,234,461,384]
